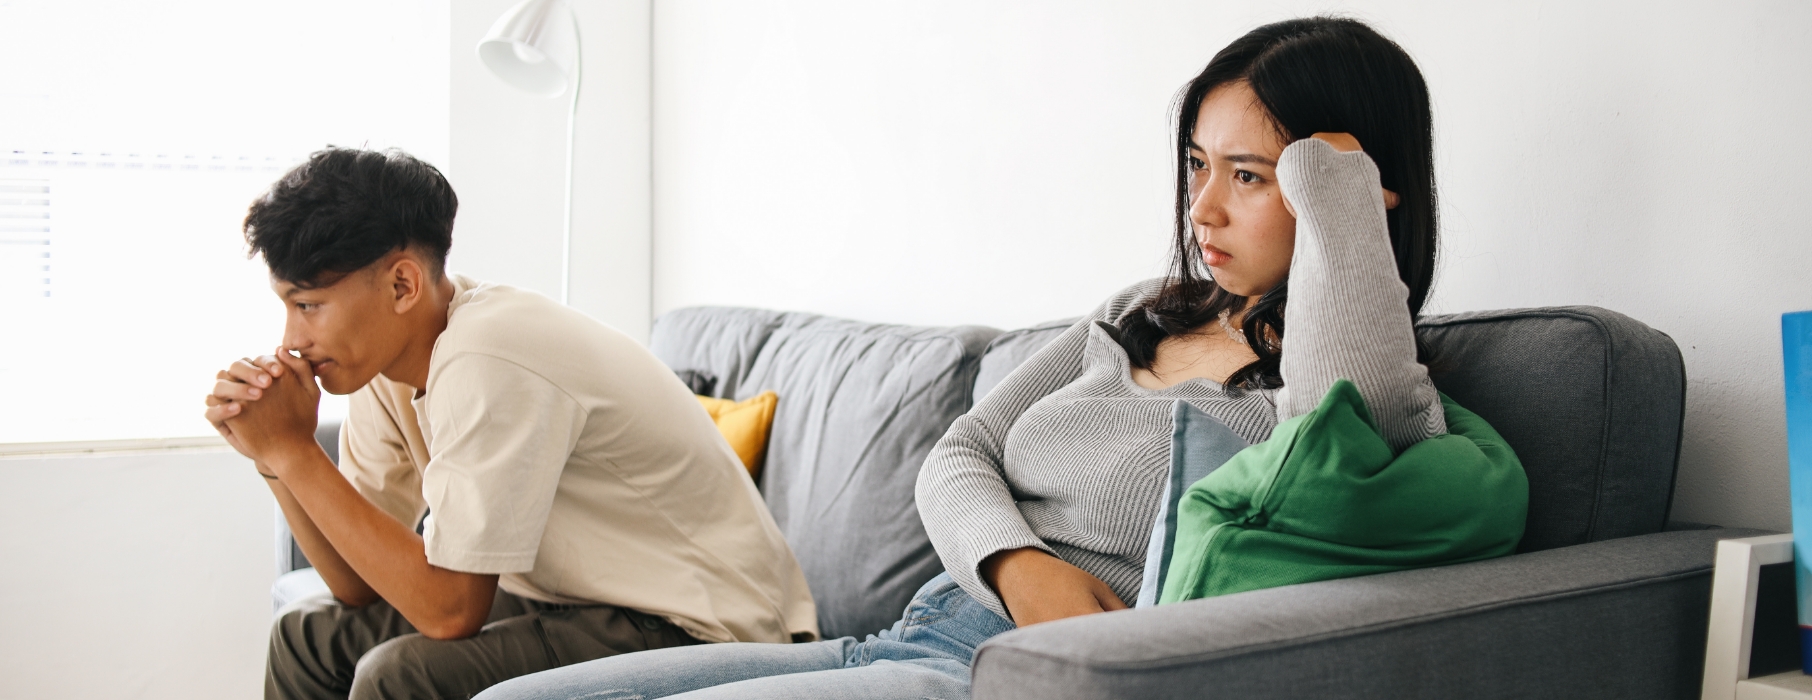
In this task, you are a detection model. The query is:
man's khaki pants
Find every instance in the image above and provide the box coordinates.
[266,588,700,700]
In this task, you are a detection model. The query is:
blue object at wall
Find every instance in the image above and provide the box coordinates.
[1782,311,1812,673]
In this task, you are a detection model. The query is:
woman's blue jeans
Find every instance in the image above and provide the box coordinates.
[473,572,1015,700]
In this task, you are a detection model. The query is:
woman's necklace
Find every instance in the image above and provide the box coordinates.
[1218,310,1248,345]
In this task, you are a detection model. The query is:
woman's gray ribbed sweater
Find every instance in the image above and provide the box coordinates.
[915,138,1450,618]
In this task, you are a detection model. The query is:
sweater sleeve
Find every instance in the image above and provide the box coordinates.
[1273,137,1446,451]
[916,281,1160,619]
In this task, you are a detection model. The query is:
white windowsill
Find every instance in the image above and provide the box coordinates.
[0,435,231,459]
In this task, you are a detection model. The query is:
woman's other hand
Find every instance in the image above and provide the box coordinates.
[981,547,1129,627]
[1280,132,1400,218]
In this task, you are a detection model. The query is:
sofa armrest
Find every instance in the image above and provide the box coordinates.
[972,528,1772,700]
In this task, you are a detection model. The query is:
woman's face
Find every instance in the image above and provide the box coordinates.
[1187,81,1295,298]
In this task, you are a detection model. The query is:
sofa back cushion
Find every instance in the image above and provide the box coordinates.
[651,307,1000,639]
[1414,307,1683,551]
[974,319,1077,405]
[647,307,789,401]
[975,306,1684,554]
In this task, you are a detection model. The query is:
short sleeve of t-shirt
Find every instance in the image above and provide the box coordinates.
[416,353,586,574]
[339,383,429,530]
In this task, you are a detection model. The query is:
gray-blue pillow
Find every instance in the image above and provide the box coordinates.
[1136,400,1250,607]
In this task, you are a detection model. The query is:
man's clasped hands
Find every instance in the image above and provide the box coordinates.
[204,349,324,477]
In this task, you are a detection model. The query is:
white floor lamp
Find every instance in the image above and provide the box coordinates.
[477,0,582,305]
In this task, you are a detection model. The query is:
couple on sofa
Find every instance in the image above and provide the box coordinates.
[206,17,1523,700]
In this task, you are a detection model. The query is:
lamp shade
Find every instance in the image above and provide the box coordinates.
[477,0,578,98]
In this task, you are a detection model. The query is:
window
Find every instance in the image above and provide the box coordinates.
[0,0,450,445]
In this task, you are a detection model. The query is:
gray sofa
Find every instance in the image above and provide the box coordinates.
[279,303,1759,698]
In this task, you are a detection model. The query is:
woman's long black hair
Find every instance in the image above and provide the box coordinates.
[1117,16,1438,390]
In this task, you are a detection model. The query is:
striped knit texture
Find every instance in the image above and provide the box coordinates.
[1273,138,1446,451]
[915,138,1446,619]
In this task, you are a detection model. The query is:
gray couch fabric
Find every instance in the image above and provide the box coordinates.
[647,306,789,403]
[1416,307,1685,552]
[972,527,1765,700]
[650,308,1001,640]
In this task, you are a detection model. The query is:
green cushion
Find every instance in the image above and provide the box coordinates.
[1160,379,1528,603]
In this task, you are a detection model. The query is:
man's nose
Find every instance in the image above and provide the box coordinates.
[281,316,312,353]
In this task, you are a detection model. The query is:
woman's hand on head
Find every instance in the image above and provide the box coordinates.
[1280,132,1401,218]
[981,547,1128,628]
[1309,131,1364,153]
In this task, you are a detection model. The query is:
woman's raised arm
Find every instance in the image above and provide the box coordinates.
[1272,136,1446,451]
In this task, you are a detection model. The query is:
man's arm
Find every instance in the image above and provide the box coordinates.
[209,358,370,601]
[266,444,499,639]
[209,351,498,639]
[264,466,377,606]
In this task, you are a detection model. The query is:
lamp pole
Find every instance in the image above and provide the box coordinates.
[477,0,583,305]
[559,18,581,305]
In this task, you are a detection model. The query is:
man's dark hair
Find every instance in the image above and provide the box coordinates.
[244,147,457,288]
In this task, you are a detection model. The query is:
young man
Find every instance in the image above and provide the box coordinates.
[205,147,816,700]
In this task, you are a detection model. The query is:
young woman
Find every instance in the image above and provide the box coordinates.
[477,16,1447,700]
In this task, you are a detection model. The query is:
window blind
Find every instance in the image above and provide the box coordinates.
[0,1,449,445]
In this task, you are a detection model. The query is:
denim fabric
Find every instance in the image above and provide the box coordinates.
[473,573,1015,700]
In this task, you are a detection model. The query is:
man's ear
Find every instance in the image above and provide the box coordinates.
[389,256,425,314]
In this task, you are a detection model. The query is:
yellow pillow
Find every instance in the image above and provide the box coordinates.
[696,391,778,480]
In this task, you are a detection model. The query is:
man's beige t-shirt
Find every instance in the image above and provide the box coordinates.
[337,274,817,644]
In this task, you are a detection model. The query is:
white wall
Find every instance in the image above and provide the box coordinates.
[652,1,1180,330]
[651,1,1812,531]
[450,0,653,342]
[0,450,273,699]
